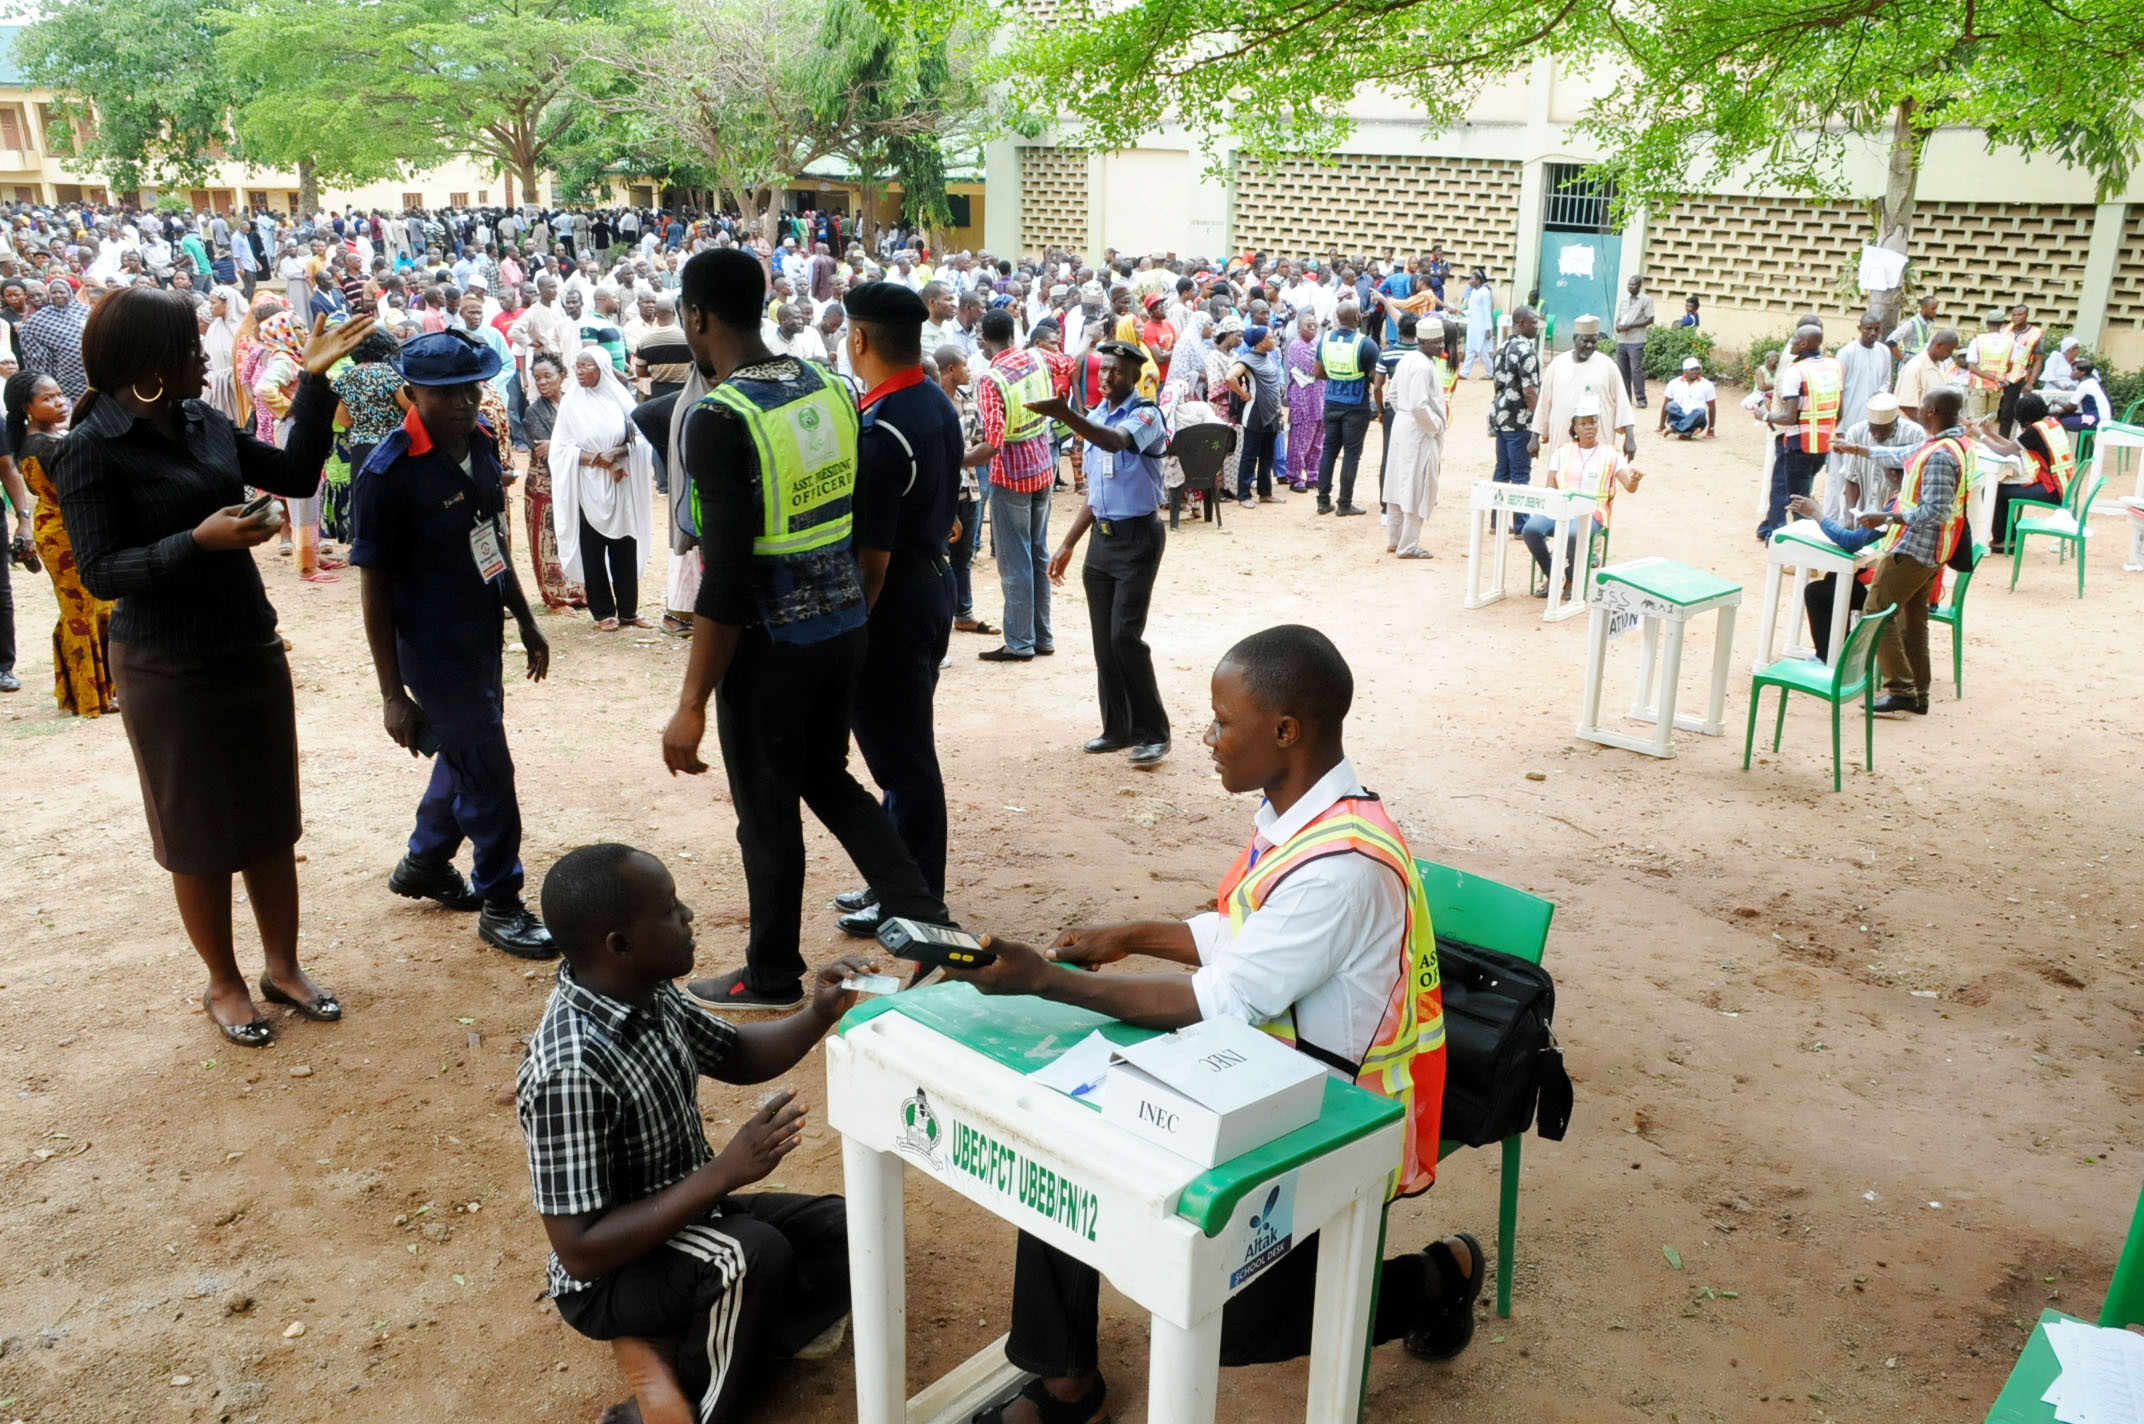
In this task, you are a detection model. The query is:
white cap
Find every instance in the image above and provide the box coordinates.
[1572,314,1601,335]
[1681,356,1701,370]
[1573,391,1603,418]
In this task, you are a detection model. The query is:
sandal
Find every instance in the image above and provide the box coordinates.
[202,989,274,1048]
[258,973,342,1023]
[300,571,341,584]
[621,616,654,629]
[1405,1231,1485,1362]
[595,617,621,631]
[955,618,999,636]
[972,1375,1109,1424]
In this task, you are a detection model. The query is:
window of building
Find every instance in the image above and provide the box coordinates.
[402,192,423,210]
[0,109,24,151]
[1542,163,1616,234]
[476,189,488,205]
[248,190,270,210]
[448,192,469,207]
[946,194,972,228]
[35,104,63,153]
[85,186,108,206]
[13,186,36,204]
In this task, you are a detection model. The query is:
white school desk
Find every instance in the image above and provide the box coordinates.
[1463,479,1601,622]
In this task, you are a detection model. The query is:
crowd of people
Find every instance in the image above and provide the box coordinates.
[1,189,2111,1424]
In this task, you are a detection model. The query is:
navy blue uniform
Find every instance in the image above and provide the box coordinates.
[853,369,961,897]
[349,414,526,905]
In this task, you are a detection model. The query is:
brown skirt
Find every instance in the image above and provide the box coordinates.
[111,639,303,877]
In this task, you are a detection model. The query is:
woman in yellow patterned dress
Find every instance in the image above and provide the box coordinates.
[6,370,114,716]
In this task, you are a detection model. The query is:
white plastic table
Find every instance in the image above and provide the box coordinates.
[1463,478,1600,623]
[1578,558,1742,759]
[1752,521,1863,671]
[826,984,1404,1424]
[1969,443,2025,550]
[2088,422,2144,570]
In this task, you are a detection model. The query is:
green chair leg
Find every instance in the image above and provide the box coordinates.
[1951,619,1964,698]
[1497,1135,1520,1319]
[1830,702,1842,792]
[1742,684,1760,769]
[2077,534,2088,598]
[2010,535,2025,590]
[1864,687,1877,773]
[1773,684,1789,752]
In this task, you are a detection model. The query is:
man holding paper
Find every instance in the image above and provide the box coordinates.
[947,624,1481,1424]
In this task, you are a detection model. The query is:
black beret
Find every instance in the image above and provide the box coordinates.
[843,281,929,324]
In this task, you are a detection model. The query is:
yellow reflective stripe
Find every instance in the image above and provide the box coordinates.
[711,380,858,556]
[709,385,787,542]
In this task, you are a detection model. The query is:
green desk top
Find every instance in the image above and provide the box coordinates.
[1985,1309,2076,1423]
[1596,557,1742,605]
[1771,526,1856,558]
[840,983,1402,1236]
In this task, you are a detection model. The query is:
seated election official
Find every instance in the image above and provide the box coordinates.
[948,625,1483,1424]
[351,329,555,957]
[517,844,864,1424]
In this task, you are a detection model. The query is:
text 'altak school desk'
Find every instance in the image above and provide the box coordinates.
[826,983,1404,1424]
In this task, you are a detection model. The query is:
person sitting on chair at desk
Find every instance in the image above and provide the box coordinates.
[516,843,871,1424]
[946,624,1483,1424]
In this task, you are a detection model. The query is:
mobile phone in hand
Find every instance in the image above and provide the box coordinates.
[876,917,996,969]
[238,492,276,519]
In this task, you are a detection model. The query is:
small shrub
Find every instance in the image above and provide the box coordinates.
[1642,325,1718,381]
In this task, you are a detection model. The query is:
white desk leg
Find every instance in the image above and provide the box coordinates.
[1304,1196,1384,1424]
[1147,1311,1222,1424]
[1826,573,1851,665]
[1754,560,1783,672]
[1544,516,1569,621]
[1490,508,1510,600]
[1577,603,1608,738]
[1631,615,1660,720]
[1704,604,1737,735]
[1464,507,1486,608]
[844,1139,906,1424]
[1653,619,1688,755]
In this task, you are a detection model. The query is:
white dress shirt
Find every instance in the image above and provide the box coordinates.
[1186,757,1406,1076]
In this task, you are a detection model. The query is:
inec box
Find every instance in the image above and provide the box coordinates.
[1102,1017,1329,1167]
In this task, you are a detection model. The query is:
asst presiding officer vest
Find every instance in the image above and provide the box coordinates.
[1216,793,1446,1200]
[2006,326,2044,384]
[694,360,866,641]
[1881,434,1972,564]
[1796,356,1844,454]
[1973,331,2013,390]
[985,351,1053,444]
[2032,416,2076,497]
[1318,330,1365,383]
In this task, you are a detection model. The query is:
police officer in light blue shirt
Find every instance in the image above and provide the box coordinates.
[1033,339,1172,766]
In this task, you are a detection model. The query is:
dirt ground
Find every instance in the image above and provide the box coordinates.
[2,378,2140,1424]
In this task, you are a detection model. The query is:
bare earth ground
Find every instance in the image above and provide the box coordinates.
[1,383,2139,1424]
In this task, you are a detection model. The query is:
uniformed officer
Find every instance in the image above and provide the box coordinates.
[825,281,962,937]
[352,329,555,958]
[659,250,951,1012]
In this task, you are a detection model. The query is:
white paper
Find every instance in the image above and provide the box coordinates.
[1858,245,1908,293]
[1028,1029,1117,1105]
[2040,1318,2144,1424]
[1778,517,1845,548]
[1556,244,1594,278]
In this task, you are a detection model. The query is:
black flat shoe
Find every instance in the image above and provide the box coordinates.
[1871,694,1927,716]
[978,646,1034,662]
[1128,739,1170,766]
[203,990,274,1048]
[972,1375,1110,1424]
[389,855,483,912]
[258,974,341,1022]
[478,903,557,959]
[1335,504,1370,517]
[834,887,878,913]
[1083,736,1130,753]
[837,903,883,938]
[1406,1231,1485,1362]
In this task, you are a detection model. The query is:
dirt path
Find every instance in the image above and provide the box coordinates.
[1,385,2138,1423]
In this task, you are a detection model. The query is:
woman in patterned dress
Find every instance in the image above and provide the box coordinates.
[516,352,585,611]
[6,370,114,716]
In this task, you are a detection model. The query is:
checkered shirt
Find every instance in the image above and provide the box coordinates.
[516,964,739,1295]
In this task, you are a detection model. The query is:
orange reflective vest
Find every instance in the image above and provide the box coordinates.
[1550,442,1621,527]
[1216,793,1445,1200]
[1880,434,1972,564]
[1971,332,2012,390]
[2005,325,2044,385]
[2031,416,2075,497]
[1441,361,1460,405]
[1796,356,1844,454]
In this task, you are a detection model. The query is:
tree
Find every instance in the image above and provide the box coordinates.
[581,0,984,239]
[820,2,979,244]
[15,0,236,194]
[212,0,616,207]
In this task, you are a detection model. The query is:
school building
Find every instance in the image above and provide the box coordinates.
[982,57,2144,367]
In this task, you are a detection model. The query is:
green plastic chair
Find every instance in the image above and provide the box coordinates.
[2074,426,2095,471]
[2008,473,2106,598]
[1742,602,1897,792]
[1419,858,1556,1320]
[1927,543,1986,698]
[2124,398,2144,425]
[1981,1178,2144,1421]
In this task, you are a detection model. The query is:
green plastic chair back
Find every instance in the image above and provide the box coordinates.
[1929,543,1985,698]
[1832,600,1892,701]
[2010,474,2107,598]
[2100,1179,2144,1328]
[2074,427,2095,470]
[1744,603,1897,791]
[2124,398,2144,425]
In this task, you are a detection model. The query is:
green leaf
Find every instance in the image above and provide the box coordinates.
[1663,1245,1685,1270]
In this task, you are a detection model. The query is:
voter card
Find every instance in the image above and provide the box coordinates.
[469,517,507,582]
[839,973,901,997]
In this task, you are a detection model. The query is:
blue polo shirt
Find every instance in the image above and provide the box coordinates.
[349,408,510,676]
[1080,394,1167,519]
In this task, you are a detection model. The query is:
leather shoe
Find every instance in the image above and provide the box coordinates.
[1128,739,1170,766]
[837,902,884,938]
[478,903,557,959]
[833,887,877,913]
[1083,735,1131,753]
[389,855,483,911]
[1871,694,1929,716]
[1335,504,1370,517]
[978,646,1034,662]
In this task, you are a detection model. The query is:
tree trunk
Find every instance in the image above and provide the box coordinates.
[297,157,319,220]
[1863,98,1924,329]
[518,160,541,209]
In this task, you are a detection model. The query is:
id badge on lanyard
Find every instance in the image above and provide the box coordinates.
[469,515,507,582]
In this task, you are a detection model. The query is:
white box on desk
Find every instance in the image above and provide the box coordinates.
[1101,1017,1329,1167]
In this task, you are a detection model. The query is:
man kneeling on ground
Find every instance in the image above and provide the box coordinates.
[947,624,1483,1424]
[516,843,867,1423]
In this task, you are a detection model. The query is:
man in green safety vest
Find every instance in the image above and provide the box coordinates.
[659,249,952,1012]
[1310,300,1381,516]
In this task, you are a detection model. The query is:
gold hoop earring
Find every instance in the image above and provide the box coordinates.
[130,377,165,404]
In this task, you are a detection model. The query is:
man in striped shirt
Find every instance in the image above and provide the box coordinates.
[974,309,1058,662]
[517,843,868,1424]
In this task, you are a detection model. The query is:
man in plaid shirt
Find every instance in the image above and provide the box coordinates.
[517,843,870,1424]
[1857,385,1968,717]
[973,309,1059,662]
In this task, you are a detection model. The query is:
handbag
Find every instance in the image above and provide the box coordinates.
[1435,937,1573,1148]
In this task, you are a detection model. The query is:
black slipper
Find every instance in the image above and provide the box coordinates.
[258,973,342,1022]
[972,1376,1109,1424]
[1405,1231,1485,1362]
[203,990,274,1048]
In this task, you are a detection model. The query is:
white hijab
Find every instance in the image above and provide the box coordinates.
[549,352,653,580]
[205,285,245,373]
